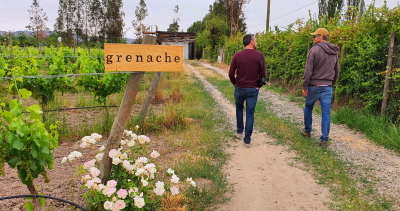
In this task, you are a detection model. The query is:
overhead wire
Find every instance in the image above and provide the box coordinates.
[247,0,318,28]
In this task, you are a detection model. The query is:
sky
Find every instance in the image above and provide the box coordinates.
[0,0,398,38]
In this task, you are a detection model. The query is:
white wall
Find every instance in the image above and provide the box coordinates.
[162,42,189,60]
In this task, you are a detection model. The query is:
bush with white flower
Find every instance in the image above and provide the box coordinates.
[62,129,196,211]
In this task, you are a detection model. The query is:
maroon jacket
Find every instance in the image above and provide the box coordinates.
[229,49,266,88]
[303,41,340,90]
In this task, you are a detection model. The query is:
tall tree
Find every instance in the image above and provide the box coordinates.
[318,0,344,21]
[167,5,180,32]
[89,0,104,43]
[102,0,125,43]
[26,0,49,42]
[345,0,365,20]
[131,0,148,43]
[54,0,76,46]
[226,0,249,35]
[187,21,205,33]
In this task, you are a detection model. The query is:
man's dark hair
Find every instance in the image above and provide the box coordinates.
[323,35,328,41]
[243,34,254,46]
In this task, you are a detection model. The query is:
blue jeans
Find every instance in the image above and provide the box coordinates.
[234,87,259,144]
[303,86,332,142]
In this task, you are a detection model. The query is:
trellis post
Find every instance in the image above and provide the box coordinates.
[101,35,156,183]
[381,31,396,116]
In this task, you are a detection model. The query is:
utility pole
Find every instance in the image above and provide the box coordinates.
[266,0,271,33]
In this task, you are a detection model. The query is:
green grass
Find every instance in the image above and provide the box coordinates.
[126,72,231,210]
[332,106,400,153]
[201,70,395,210]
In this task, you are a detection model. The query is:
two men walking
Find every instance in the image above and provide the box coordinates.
[229,29,339,148]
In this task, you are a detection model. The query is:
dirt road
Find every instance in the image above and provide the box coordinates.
[185,63,331,211]
[185,61,400,211]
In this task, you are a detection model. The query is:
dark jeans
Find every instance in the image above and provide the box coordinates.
[234,87,259,144]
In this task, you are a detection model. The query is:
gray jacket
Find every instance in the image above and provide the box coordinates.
[302,41,340,90]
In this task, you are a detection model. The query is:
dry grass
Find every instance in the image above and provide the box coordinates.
[161,195,187,211]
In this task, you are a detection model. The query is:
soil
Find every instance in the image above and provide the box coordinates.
[1,61,400,211]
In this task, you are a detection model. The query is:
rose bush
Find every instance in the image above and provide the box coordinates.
[63,129,196,211]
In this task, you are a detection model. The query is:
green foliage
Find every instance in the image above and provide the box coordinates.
[187,21,205,33]
[225,4,400,122]
[76,50,128,104]
[0,87,58,187]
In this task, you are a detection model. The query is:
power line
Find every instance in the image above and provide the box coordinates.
[248,0,318,28]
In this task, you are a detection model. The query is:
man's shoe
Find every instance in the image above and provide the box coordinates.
[235,133,244,139]
[319,141,329,148]
[245,143,250,148]
[301,129,311,138]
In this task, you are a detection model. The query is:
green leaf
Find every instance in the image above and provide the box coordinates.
[30,161,38,172]
[9,133,25,150]
[31,145,38,159]
[9,99,23,116]
[1,110,13,123]
[16,125,30,137]
[40,146,50,154]
[26,104,43,120]
[24,201,34,211]
[8,156,21,168]
[39,196,46,207]
[19,89,32,99]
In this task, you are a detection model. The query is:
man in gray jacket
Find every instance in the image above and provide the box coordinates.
[301,28,340,148]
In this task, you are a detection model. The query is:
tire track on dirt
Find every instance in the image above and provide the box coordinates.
[185,63,331,211]
[197,62,400,209]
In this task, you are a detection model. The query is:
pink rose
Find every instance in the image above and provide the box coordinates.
[117,189,128,199]
[170,186,179,195]
[107,180,117,188]
[114,200,126,209]
[105,187,116,197]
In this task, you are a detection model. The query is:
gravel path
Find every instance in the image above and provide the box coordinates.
[195,61,400,210]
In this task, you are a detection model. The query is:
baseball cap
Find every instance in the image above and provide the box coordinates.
[310,28,330,36]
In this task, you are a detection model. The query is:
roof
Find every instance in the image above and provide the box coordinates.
[156,31,196,43]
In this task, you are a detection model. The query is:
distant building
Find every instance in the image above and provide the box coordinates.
[156,31,196,60]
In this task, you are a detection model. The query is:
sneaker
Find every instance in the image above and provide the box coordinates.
[245,143,250,148]
[235,132,244,139]
[301,129,311,138]
[319,141,329,148]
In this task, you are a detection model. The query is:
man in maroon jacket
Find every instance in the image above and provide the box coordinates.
[301,28,340,148]
[229,34,266,148]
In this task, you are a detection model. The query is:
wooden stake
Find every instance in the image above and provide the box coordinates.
[101,35,156,183]
[381,31,396,116]
[140,72,163,117]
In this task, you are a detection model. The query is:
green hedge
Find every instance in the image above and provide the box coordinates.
[225,5,400,122]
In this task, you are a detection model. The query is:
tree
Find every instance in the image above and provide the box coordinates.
[167,5,180,32]
[89,0,104,44]
[318,0,344,21]
[131,0,148,43]
[187,21,205,33]
[345,0,365,20]
[226,0,249,35]
[54,0,75,46]
[102,0,125,43]
[26,0,49,43]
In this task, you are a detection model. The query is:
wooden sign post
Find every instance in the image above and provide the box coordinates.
[101,39,183,183]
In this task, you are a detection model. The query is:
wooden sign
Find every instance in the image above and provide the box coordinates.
[104,44,183,72]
